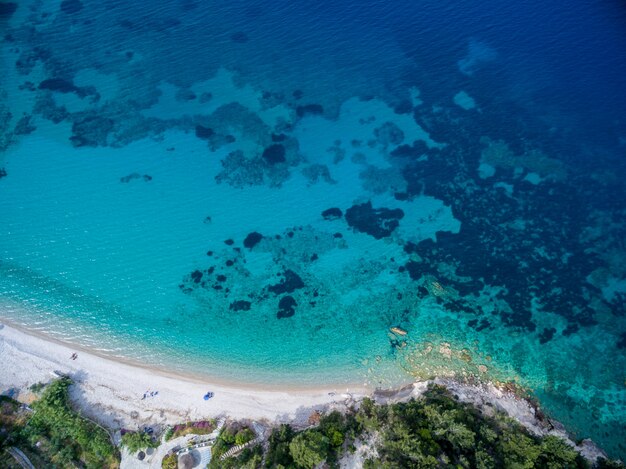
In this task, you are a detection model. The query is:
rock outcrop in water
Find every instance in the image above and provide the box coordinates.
[345,201,404,239]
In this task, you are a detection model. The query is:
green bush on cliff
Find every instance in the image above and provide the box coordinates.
[22,377,118,467]
[358,384,587,469]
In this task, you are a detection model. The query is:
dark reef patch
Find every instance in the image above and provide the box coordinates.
[268,270,305,295]
[243,232,263,249]
[70,115,114,147]
[539,327,556,344]
[0,2,17,18]
[60,0,83,14]
[190,270,203,284]
[39,78,78,94]
[390,140,430,159]
[14,115,36,135]
[0,168,7,179]
[195,125,214,139]
[321,207,342,220]
[296,104,323,117]
[261,144,286,165]
[277,295,296,319]
[120,173,152,183]
[230,300,252,312]
[345,201,404,239]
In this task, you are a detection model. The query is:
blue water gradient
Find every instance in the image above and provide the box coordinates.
[1,0,625,458]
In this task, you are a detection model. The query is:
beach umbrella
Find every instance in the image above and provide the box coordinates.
[178,452,197,469]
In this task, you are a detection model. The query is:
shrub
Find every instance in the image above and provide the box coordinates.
[289,430,329,469]
[235,427,255,446]
[161,452,177,469]
[121,431,158,453]
[266,424,295,468]
[28,378,118,467]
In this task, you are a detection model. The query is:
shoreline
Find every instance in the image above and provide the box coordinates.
[0,322,367,430]
[0,321,610,463]
[0,314,373,393]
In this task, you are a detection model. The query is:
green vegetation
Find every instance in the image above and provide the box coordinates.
[169,419,216,439]
[356,385,588,469]
[3,380,625,469]
[0,378,119,468]
[161,452,177,469]
[120,430,158,453]
[258,385,625,469]
[208,424,262,469]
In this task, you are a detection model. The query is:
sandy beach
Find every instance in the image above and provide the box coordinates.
[0,320,611,464]
[0,322,365,432]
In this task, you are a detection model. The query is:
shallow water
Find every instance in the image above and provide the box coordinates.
[1,0,625,458]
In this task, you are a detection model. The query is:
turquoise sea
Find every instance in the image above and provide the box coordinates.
[1,0,625,458]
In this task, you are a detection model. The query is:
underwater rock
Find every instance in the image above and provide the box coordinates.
[345,201,404,239]
[0,3,18,18]
[230,300,252,311]
[0,168,7,179]
[374,121,405,147]
[176,88,196,101]
[321,207,342,220]
[262,144,286,165]
[70,115,114,147]
[60,0,83,14]
[302,164,335,184]
[268,269,305,295]
[243,232,263,249]
[39,78,79,94]
[195,125,214,139]
[215,150,265,187]
[120,173,152,183]
[14,115,36,135]
[390,140,429,158]
[277,295,296,318]
[296,104,323,117]
[539,327,556,344]
[190,270,203,283]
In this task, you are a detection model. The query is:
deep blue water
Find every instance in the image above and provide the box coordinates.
[1,0,625,459]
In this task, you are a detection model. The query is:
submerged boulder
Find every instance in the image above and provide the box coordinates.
[345,201,404,239]
[243,231,263,249]
[230,300,252,312]
[0,3,18,18]
[262,144,286,165]
[60,0,83,14]
[296,104,323,117]
[277,295,296,318]
[70,115,114,147]
[321,207,342,220]
[268,270,304,295]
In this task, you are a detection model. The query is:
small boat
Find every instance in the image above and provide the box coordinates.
[390,327,407,336]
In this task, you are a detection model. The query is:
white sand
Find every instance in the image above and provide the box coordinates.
[0,322,364,432]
